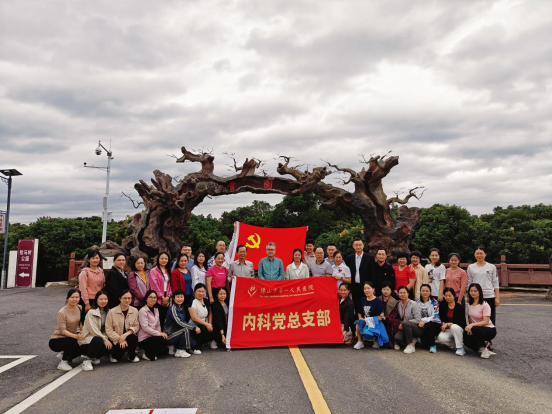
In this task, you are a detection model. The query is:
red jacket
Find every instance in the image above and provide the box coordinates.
[171,268,189,294]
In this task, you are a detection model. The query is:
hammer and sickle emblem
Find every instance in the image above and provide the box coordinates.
[245,233,261,249]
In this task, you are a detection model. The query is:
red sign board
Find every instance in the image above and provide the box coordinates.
[16,239,35,287]
[227,277,343,349]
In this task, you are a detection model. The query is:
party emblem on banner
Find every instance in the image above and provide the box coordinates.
[248,285,257,298]
[245,233,261,249]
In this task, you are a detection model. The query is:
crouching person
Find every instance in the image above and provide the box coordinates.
[164,290,199,358]
[138,290,169,361]
[437,287,467,356]
[106,290,140,363]
[79,290,112,371]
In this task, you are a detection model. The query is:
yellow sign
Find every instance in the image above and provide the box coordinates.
[245,233,261,249]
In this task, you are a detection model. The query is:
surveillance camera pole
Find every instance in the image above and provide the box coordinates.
[84,141,112,245]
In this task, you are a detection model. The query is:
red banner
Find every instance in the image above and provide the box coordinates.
[227,277,343,349]
[236,223,307,269]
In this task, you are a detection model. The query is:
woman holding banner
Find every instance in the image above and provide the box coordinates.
[285,249,310,280]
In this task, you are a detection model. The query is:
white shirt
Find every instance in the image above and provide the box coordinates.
[191,298,209,323]
[332,262,351,292]
[355,253,362,283]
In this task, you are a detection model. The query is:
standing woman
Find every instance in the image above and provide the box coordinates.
[79,290,112,371]
[437,287,467,356]
[417,284,442,353]
[128,257,149,308]
[78,249,106,314]
[149,252,172,329]
[106,253,129,307]
[379,281,400,348]
[467,246,499,325]
[164,290,200,358]
[445,253,467,304]
[138,290,169,361]
[188,283,213,353]
[285,249,310,280]
[425,248,446,302]
[353,281,385,350]
[393,286,422,354]
[331,251,351,294]
[393,252,416,297]
[205,252,228,305]
[211,289,229,349]
[49,289,84,371]
[191,250,208,296]
[171,253,194,308]
[464,283,497,359]
[338,283,355,344]
[105,290,140,363]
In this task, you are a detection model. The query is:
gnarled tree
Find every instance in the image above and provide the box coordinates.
[117,147,424,260]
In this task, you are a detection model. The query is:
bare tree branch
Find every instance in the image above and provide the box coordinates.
[386,186,426,208]
[121,191,144,209]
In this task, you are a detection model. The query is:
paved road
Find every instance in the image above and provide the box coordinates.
[1,287,551,414]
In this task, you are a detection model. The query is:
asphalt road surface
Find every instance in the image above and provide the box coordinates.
[1,287,551,414]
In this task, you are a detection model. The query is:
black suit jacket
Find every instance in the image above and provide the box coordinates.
[106,267,129,306]
[211,300,228,335]
[345,252,374,289]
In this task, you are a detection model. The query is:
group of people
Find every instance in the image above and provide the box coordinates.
[50,223,500,371]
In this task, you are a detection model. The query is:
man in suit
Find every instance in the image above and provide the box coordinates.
[345,238,374,307]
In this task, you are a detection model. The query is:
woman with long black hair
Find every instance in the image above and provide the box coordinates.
[79,290,112,371]
[49,289,83,371]
[464,283,497,359]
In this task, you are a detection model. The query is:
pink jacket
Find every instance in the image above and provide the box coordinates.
[149,266,172,305]
[128,271,150,307]
[137,306,163,342]
[78,267,105,303]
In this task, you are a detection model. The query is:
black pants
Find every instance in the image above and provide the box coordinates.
[213,328,227,347]
[111,333,138,361]
[463,326,497,351]
[49,337,80,361]
[194,324,214,348]
[158,306,168,330]
[139,336,168,360]
[483,297,497,325]
[351,284,363,309]
[80,336,110,359]
[421,321,442,347]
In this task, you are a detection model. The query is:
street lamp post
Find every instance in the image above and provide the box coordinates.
[1,169,22,290]
[84,141,113,244]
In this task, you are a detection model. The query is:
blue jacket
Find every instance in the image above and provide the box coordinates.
[356,317,389,346]
[164,304,197,350]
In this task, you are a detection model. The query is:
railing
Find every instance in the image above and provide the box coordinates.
[68,252,83,282]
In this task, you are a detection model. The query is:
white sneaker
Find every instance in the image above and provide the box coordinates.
[175,349,191,358]
[110,356,118,363]
[481,348,491,359]
[82,359,93,371]
[142,354,156,361]
[57,360,72,371]
[394,344,401,350]
[404,345,416,354]
[129,356,139,363]
[92,358,101,365]
[168,345,176,355]
[210,340,218,350]
[353,341,365,350]
[56,352,64,361]
[478,347,484,353]
[192,349,201,355]
[372,341,380,349]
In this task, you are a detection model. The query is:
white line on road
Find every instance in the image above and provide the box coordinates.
[4,366,83,414]
[0,356,36,375]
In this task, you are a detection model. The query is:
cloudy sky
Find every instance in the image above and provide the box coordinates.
[1,0,551,224]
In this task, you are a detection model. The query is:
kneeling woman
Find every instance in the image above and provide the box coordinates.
[464,283,497,359]
[339,283,355,344]
[437,287,467,355]
[353,281,385,350]
[417,284,442,353]
[393,286,422,354]
[188,283,214,353]
[49,289,84,371]
[138,290,169,361]
[164,290,200,358]
[79,290,112,371]
[105,290,140,363]
[211,288,229,349]
[379,281,400,348]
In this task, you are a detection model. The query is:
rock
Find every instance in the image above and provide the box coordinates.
[46,281,69,288]
[546,289,552,301]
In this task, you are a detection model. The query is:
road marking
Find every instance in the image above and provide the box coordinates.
[500,304,552,306]
[0,356,36,375]
[289,346,331,414]
[5,366,83,414]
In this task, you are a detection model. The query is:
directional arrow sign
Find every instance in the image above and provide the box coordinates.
[19,273,30,278]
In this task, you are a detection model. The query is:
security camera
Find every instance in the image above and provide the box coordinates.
[95,145,102,156]
[84,162,87,166]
